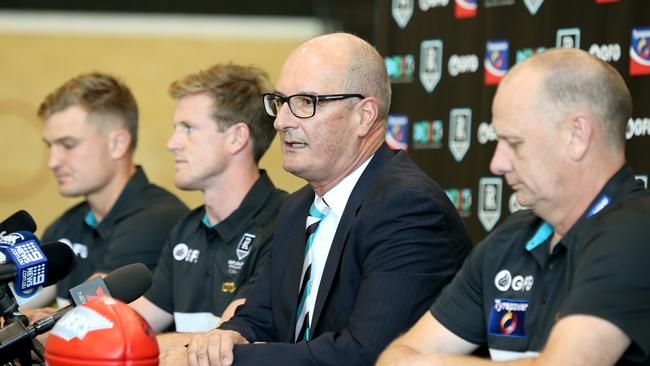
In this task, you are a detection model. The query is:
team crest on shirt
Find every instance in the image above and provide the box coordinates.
[236,233,256,261]
[488,298,528,338]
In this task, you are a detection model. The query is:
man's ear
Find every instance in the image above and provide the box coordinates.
[108,129,132,159]
[356,97,381,137]
[567,112,593,161]
[228,122,251,155]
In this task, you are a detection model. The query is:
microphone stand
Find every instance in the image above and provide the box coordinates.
[0,284,45,365]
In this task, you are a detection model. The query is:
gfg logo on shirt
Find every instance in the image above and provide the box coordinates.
[173,243,200,263]
[494,269,534,292]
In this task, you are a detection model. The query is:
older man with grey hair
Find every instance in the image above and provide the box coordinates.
[378,48,650,366]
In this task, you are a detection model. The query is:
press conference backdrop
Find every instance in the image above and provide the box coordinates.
[375,0,650,242]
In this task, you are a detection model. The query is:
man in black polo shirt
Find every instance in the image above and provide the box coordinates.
[38,72,189,308]
[130,64,288,352]
[378,49,650,365]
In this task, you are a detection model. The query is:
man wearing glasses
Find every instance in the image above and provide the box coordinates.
[174,32,473,366]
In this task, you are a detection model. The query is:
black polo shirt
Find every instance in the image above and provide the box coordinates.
[144,171,288,333]
[431,165,650,365]
[43,166,189,304]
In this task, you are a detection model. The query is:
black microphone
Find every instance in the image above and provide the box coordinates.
[30,263,152,335]
[0,241,76,285]
[0,210,37,234]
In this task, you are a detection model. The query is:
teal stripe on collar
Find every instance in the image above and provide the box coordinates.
[525,221,553,251]
[84,210,98,229]
[202,213,215,228]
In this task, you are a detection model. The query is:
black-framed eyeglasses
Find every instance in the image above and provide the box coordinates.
[262,93,365,119]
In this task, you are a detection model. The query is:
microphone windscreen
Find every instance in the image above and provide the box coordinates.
[103,263,152,303]
[41,241,76,286]
[0,210,37,234]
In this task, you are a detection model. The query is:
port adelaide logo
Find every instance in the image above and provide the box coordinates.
[478,177,503,231]
[523,0,543,15]
[448,108,472,162]
[392,0,414,28]
[420,39,443,93]
[556,28,581,49]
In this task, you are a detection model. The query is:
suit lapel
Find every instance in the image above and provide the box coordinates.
[310,144,396,334]
[281,187,314,342]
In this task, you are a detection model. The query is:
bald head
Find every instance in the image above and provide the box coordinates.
[501,48,632,151]
[287,33,392,120]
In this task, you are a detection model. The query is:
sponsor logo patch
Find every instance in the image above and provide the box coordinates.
[387,114,409,150]
[420,39,443,93]
[449,108,472,161]
[221,281,236,293]
[173,243,200,263]
[478,177,502,231]
[488,298,528,338]
[413,120,443,149]
[385,55,416,83]
[454,0,477,18]
[589,43,621,63]
[522,0,543,15]
[556,28,581,49]
[419,0,449,11]
[485,40,509,85]
[494,269,534,292]
[635,174,648,188]
[236,233,255,261]
[630,27,650,76]
[392,0,414,28]
[448,54,479,76]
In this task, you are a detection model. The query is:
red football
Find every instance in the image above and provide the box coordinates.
[45,297,159,366]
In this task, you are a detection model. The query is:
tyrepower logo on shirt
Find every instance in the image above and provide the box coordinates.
[484,40,509,85]
[488,298,528,338]
[630,27,650,76]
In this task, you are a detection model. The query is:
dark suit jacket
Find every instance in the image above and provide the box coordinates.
[220,144,473,365]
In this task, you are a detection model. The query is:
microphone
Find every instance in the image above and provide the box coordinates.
[0,210,37,235]
[0,263,152,364]
[31,263,152,335]
[0,241,76,285]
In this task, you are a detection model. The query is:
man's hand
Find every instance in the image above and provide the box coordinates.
[22,307,56,323]
[187,329,248,366]
[160,346,190,366]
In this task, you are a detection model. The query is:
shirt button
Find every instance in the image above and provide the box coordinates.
[548,263,554,270]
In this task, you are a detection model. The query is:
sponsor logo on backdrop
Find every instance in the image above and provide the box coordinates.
[387,114,409,150]
[454,0,477,18]
[385,55,415,83]
[419,0,449,11]
[556,28,581,49]
[516,47,546,64]
[509,193,528,213]
[589,43,621,63]
[596,0,619,3]
[485,0,515,7]
[630,27,650,76]
[413,120,444,149]
[445,188,472,217]
[477,122,496,144]
[478,177,502,231]
[635,175,648,188]
[420,39,443,93]
[448,54,479,76]
[449,108,472,161]
[626,117,650,139]
[485,40,510,85]
[523,0,544,15]
[392,0,414,28]
[488,298,528,338]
